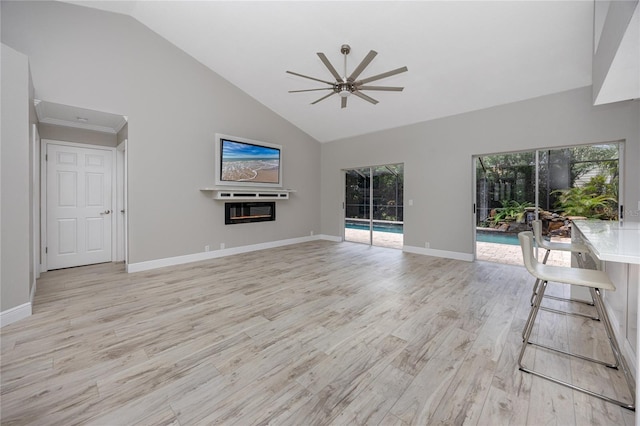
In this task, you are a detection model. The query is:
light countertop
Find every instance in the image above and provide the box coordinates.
[572,220,640,265]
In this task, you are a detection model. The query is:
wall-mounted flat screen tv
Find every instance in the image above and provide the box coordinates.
[215,133,283,187]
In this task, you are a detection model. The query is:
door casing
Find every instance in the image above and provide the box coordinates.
[40,139,118,271]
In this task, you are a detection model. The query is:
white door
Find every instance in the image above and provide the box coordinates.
[47,143,113,269]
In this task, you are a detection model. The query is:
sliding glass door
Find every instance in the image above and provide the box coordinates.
[344,164,404,249]
[475,142,621,265]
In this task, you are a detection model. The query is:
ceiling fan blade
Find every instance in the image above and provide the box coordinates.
[288,88,334,93]
[357,86,404,91]
[311,91,337,105]
[341,96,347,109]
[352,91,379,105]
[286,70,334,86]
[348,50,377,81]
[317,53,343,81]
[356,66,408,85]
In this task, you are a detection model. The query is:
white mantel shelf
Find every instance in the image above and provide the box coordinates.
[200,187,295,201]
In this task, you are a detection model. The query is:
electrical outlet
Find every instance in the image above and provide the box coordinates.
[204,245,210,252]
[310,230,314,236]
[220,243,225,250]
[425,242,430,249]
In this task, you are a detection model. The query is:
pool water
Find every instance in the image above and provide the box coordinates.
[345,222,403,234]
[476,233,520,246]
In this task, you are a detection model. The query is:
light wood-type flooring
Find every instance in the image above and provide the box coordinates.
[1,241,635,425]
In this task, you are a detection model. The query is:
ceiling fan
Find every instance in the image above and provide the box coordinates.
[286,44,408,109]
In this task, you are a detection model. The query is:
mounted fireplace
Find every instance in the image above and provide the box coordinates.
[225,202,275,225]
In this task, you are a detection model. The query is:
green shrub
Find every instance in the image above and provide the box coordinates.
[492,200,533,225]
[553,175,617,219]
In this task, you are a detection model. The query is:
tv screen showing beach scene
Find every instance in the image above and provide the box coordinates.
[217,135,282,186]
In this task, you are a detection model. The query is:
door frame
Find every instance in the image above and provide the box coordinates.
[40,139,118,272]
[116,139,128,264]
[342,163,404,248]
[32,124,41,281]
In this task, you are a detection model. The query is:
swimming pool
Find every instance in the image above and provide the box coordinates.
[345,221,403,234]
[476,232,520,246]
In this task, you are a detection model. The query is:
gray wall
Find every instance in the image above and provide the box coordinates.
[38,123,118,147]
[321,87,640,256]
[1,1,321,265]
[1,44,32,311]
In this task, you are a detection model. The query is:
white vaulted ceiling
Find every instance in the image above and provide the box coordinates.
[63,1,595,142]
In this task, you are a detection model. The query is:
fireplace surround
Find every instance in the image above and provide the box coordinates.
[225,202,275,225]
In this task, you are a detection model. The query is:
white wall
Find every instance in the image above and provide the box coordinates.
[593,0,639,104]
[1,44,32,313]
[321,87,640,256]
[1,1,321,265]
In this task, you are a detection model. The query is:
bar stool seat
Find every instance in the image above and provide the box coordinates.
[518,231,635,411]
[528,260,614,290]
[532,220,590,264]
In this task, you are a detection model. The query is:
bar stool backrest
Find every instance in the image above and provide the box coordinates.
[531,220,550,250]
[518,231,538,276]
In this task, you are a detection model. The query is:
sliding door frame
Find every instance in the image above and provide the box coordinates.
[472,140,624,261]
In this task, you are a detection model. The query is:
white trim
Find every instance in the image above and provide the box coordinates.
[1,303,32,328]
[125,236,471,273]
[127,235,334,273]
[32,124,41,280]
[201,188,293,201]
[115,140,127,262]
[40,137,47,272]
[318,234,342,243]
[403,245,475,262]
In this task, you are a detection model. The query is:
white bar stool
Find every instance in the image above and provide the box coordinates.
[529,220,599,321]
[518,231,635,411]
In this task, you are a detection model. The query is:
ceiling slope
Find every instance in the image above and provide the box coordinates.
[64,1,594,142]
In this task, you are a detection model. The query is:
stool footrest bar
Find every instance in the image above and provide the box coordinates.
[518,367,635,411]
[525,340,618,368]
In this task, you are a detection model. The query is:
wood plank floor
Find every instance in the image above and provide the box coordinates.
[0,241,635,425]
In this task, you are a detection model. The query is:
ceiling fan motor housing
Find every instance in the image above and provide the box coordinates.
[338,82,353,97]
[286,43,407,108]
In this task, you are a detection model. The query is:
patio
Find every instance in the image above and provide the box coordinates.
[344,228,571,267]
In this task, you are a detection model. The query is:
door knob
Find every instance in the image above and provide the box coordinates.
[100,209,111,215]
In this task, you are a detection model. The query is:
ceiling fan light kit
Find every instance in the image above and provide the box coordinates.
[287,44,408,109]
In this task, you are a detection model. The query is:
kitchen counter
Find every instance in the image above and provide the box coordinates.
[572,220,640,265]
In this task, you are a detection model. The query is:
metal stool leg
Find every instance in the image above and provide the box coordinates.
[519,282,635,411]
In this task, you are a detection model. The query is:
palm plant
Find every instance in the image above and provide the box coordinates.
[553,181,617,219]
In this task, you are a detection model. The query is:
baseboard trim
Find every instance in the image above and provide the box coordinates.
[127,235,338,273]
[403,245,474,262]
[1,302,32,328]
[127,238,472,273]
[317,234,342,243]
